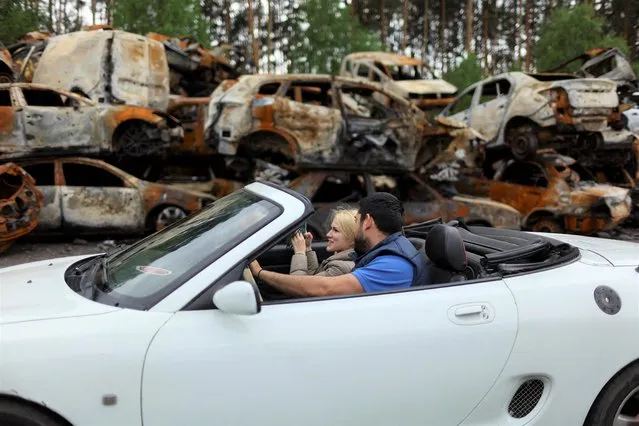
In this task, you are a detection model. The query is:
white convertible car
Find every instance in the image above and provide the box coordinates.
[1,181,639,426]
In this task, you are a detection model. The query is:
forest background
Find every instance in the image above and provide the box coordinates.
[1,0,638,93]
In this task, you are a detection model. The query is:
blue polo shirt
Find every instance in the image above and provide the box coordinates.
[352,255,414,293]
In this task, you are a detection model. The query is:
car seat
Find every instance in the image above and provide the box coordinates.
[424,224,468,283]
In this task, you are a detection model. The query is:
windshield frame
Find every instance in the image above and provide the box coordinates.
[84,188,285,310]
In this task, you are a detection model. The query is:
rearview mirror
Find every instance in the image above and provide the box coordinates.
[213,281,261,315]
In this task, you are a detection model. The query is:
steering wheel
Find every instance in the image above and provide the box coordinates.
[242,267,263,302]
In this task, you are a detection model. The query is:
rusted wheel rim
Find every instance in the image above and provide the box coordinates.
[512,135,533,158]
[155,206,186,231]
[117,125,160,157]
[532,219,562,233]
[614,385,639,426]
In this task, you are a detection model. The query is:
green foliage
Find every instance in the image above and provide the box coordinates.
[443,54,483,93]
[0,1,47,45]
[634,62,639,76]
[289,0,383,74]
[535,4,630,72]
[113,0,209,46]
[508,60,524,73]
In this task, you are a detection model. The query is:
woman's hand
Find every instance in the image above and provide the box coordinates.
[292,232,307,254]
[303,232,313,250]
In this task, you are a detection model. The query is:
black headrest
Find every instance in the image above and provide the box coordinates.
[425,224,467,272]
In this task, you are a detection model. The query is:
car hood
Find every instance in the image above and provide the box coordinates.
[535,233,639,266]
[0,255,119,325]
[393,79,458,95]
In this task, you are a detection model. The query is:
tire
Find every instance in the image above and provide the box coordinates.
[584,363,639,426]
[150,205,187,232]
[0,400,65,426]
[507,124,539,161]
[113,122,166,157]
[530,218,564,233]
[0,73,12,84]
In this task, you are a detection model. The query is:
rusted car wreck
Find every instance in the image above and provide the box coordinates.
[455,151,632,235]
[340,52,458,113]
[440,71,623,160]
[0,83,182,159]
[0,162,43,253]
[204,74,481,175]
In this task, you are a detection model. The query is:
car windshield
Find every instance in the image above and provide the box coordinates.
[387,64,435,81]
[99,189,281,305]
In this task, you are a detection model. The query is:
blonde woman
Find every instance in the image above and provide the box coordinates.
[289,208,358,277]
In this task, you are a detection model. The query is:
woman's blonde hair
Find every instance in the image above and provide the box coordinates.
[329,206,359,245]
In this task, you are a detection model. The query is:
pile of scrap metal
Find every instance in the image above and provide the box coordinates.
[147,33,238,97]
[5,31,52,83]
[0,162,43,253]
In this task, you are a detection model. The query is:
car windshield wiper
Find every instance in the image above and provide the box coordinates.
[72,243,129,276]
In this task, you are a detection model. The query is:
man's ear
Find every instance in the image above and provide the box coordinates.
[363,213,374,230]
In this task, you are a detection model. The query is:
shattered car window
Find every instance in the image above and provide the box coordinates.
[22,88,66,107]
[448,88,475,115]
[341,86,397,119]
[501,163,549,188]
[284,82,332,106]
[313,174,366,203]
[386,64,433,81]
[22,163,55,185]
[63,163,125,187]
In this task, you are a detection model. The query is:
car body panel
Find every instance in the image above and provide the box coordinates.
[142,280,518,426]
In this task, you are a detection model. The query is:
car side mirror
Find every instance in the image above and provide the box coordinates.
[213,280,261,315]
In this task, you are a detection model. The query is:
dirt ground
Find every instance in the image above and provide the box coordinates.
[1,225,639,269]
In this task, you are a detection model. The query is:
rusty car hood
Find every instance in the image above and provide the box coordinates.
[393,79,458,95]
[534,233,639,267]
[0,255,119,325]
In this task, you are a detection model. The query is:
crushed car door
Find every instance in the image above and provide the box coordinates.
[0,87,27,156]
[59,161,144,233]
[469,79,511,141]
[142,276,519,426]
[338,83,420,170]
[270,80,342,164]
[17,87,99,153]
[20,161,62,231]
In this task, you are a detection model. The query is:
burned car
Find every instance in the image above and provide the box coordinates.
[340,52,458,113]
[205,74,480,175]
[288,170,522,237]
[32,27,170,111]
[454,151,632,235]
[0,162,43,254]
[7,31,52,83]
[545,47,639,104]
[0,83,183,159]
[0,43,14,83]
[16,157,214,235]
[439,72,622,160]
[147,33,238,97]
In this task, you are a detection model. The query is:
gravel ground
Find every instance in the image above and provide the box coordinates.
[1,225,639,269]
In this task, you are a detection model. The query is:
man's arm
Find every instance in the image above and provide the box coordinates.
[250,261,363,297]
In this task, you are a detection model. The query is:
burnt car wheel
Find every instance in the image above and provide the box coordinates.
[114,122,165,157]
[508,124,538,161]
[153,206,187,232]
[585,363,639,426]
[530,218,563,233]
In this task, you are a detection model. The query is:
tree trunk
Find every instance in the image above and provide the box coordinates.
[513,0,518,64]
[91,0,96,25]
[483,2,488,73]
[439,0,444,74]
[525,0,532,71]
[380,0,387,46]
[76,0,82,29]
[48,0,54,32]
[247,0,259,72]
[465,0,473,53]
[267,0,273,72]
[402,0,409,51]
[225,0,231,44]
[422,0,428,64]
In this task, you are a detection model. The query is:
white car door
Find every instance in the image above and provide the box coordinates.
[59,161,145,233]
[142,280,518,425]
[469,79,511,141]
[441,85,477,126]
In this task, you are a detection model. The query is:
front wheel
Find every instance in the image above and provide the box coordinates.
[151,206,187,232]
[585,363,639,425]
[530,218,564,233]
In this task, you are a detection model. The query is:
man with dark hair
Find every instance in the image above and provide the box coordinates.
[249,192,431,297]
